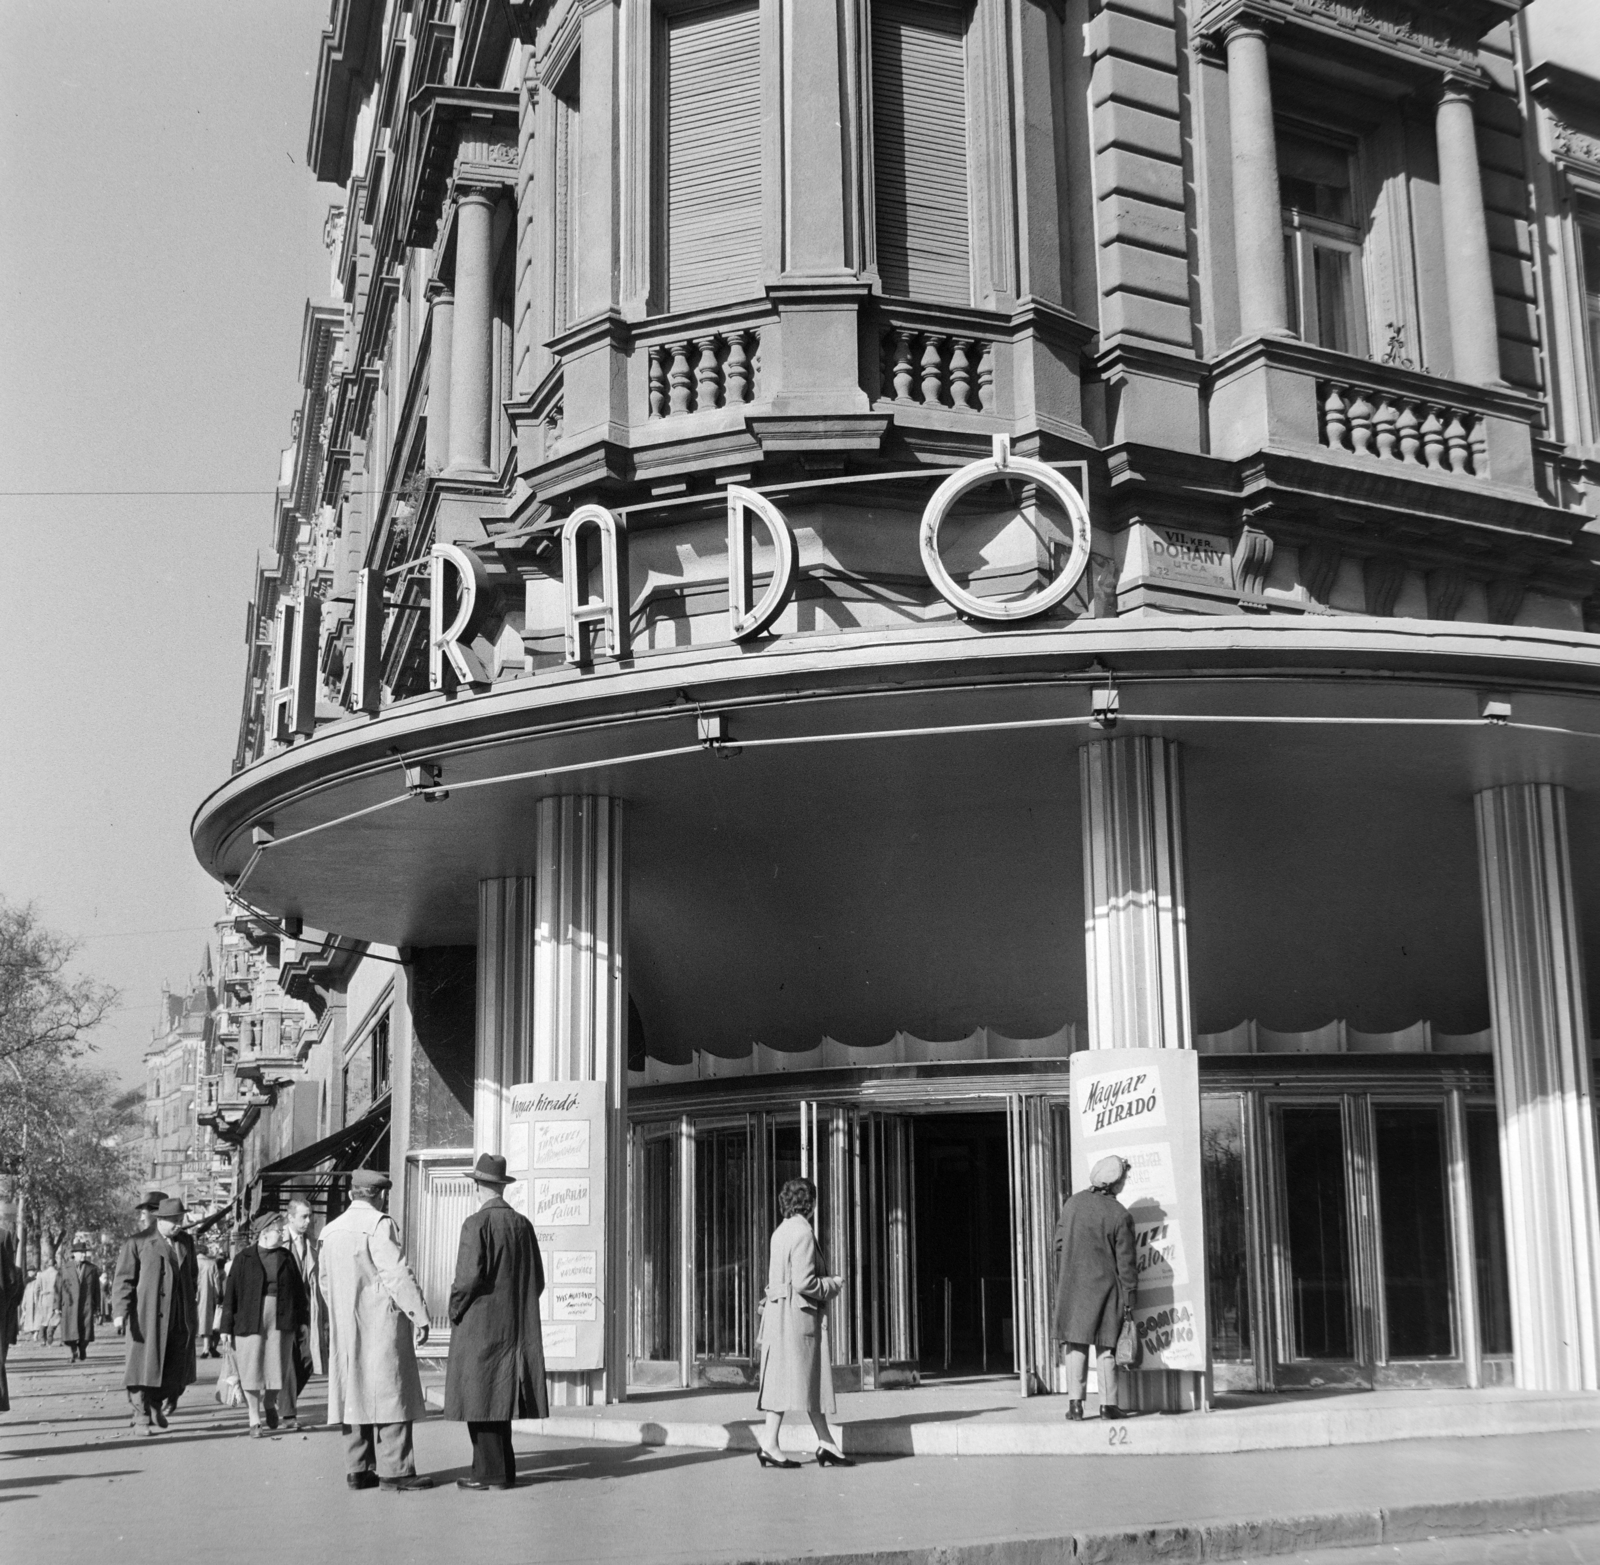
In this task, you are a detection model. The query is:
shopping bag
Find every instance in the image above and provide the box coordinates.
[215,1346,245,1408]
[1114,1315,1140,1370]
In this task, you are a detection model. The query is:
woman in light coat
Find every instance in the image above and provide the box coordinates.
[754,1177,851,1468]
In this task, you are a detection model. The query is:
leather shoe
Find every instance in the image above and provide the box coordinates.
[346,1472,379,1490]
[380,1475,435,1491]
[1100,1405,1125,1420]
[1066,1400,1084,1421]
[456,1479,515,1491]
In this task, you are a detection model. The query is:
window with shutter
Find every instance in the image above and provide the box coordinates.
[663,0,763,313]
[553,68,580,333]
[871,0,970,306]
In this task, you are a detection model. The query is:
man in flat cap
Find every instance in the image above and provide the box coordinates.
[443,1153,548,1491]
[1051,1154,1137,1422]
[318,1167,434,1491]
[113,1197,198,1433]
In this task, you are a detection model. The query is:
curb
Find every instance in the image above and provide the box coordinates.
[714,1488,1600,1564]
[417,1383,1600,1459]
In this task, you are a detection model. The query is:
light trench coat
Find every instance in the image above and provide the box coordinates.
[317,1201,429,1426]
[756,1214,842,1414]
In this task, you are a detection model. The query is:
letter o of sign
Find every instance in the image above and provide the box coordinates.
[919,435,1091,621]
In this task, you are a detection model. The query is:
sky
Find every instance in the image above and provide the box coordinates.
[0,1,338,1088]
[0,1,1596,1095]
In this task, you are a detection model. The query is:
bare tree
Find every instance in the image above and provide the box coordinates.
[0,1055,142,1265]
[0,899,117,1067]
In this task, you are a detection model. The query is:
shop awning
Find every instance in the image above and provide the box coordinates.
[246,1094,391,1216]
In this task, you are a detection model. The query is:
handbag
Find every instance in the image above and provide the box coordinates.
[1114,1314,1140,1370]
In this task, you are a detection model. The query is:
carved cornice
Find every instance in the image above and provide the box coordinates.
[395,85,519,249]
[1549,114,1600,173]
[1194,0,1514,74]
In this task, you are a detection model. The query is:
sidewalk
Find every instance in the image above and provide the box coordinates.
[420,1364,1600,1459]
[7,1337,1600,1565]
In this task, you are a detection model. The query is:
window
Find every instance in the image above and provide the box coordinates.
[371,1013,391,1099]
[660,0,763,313]
[552,63,581,333]
[1279,127,1367,357]
[871,0,970,305]
[1581,220,1600,433]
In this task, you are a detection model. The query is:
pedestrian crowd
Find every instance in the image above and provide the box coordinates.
[0,1148,1147,1478]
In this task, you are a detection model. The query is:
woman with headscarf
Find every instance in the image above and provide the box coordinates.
[753,1177,852,1469]
[1051,1153,1138,1422]
[221,1214,309,1436]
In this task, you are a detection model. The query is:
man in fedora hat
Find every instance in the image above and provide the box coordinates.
[113,1197,198,1433]
[442,1153,548,1491]
[318,1167,434,1491]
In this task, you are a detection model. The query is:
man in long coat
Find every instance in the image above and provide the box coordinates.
[0,1197,24,1413]
[195,1244,222,1357]
[443,1153,548,1491]
[113,1198,198,1433]
[57,1240,101,1360]
[1051,1154,1137,1422]
[283,1197,325,1376]
[318,1168,433,1491]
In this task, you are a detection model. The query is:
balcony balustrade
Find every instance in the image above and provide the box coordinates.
[1317,377,1483,477]
[646,328,761,419]
[878,324,996,413]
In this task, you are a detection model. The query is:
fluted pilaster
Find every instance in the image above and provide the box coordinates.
[1081,736,1192,1051]
[475,795,629,1403]
[1475,784,1600,1390]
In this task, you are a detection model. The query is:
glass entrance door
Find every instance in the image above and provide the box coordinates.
[1272,1102,1364,1384]
[1268,1093,1482,1389]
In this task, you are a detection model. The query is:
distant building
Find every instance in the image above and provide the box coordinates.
[141,963,217,1208]
[194,0,1600,1407]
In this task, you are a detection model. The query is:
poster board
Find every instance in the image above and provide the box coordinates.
[504,1081,607,1372]
[1067,1049,1207,1373]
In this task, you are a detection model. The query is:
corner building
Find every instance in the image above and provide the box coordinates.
[194,0,1600,1407]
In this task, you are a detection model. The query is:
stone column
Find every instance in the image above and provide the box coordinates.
[474,796,629,1403]
[424,279,454,473]
[1081,736,1192,1051]
[446,186,497,477]
[1223,19,1291,342]
[1436,79,1503,386]
[1474,784,1600,1390]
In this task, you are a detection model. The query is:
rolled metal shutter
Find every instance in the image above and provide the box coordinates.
[666,1,764,313]
[872,0,970,305]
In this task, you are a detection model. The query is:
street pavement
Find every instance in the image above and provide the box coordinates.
[4,1336,1600,1565]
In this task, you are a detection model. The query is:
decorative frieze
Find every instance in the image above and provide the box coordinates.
[1549,115,1600,171]
[1195,0,1487,74]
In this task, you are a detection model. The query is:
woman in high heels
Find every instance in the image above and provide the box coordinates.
[753,1177,854,1468]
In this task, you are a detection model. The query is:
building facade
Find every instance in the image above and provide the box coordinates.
[141,967,220,1209]
[194,0,1600,1404]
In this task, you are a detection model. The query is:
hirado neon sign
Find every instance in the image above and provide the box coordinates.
[272,437,1092,727]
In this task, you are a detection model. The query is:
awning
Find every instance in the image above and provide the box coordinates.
[246,1095,391,1215]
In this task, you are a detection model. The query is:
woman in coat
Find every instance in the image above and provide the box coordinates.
[221,1215,308,1436]
[1050,1154,1138,1422]
[754,1177,851,1468]
[56,1241,101,1360]
[34,1258,60,1344]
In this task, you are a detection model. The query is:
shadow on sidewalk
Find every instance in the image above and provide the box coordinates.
[0,1468,141,1502]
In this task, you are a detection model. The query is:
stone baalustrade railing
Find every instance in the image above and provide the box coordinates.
[1317,378,1484,476]
[879,322,998,412]
[646,328,761,418]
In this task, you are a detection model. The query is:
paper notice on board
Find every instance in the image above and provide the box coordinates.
[534,1119,590,1170]
[543,1322,578,1359]
[552,1251,597,1287]
[1133,1297,1204,1370]
[534,1176,590,1227]
[1134,1216,1189,1287]
[506,1120,530,1173]
[1076,1064,1167,1139]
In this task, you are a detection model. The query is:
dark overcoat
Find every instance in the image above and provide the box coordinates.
[0,1222,22,1414]
[1050,1188,1137,1348]
[442,1197,549,1422]
[57,1260,100,1345]
[113,1229,198,1392]
[220,1246,308,1337]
